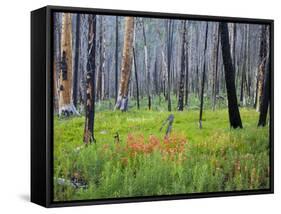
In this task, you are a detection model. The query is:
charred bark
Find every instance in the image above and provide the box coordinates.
[177,21,187,111]
[199,23,208,129]
[219,22,243,129]
[83,15,96,144]
[258,59,270,127]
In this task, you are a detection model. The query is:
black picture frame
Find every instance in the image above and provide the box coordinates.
[31,5,274,208]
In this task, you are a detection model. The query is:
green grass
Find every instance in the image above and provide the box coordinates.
[53,98,270,201]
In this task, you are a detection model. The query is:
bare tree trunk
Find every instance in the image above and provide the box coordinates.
[177,21,187,111]
[142,19,151,110]
[115,17,119,104]
[212,24,219,111]
[59,13,78,116]
[240,25,247,106]
[133,48,140,109]
[256,25,267,112]
[258,59,270,127]
[199,23,208,129]
[220,22,243,129]
[184,37,189,107]
[73,14,80,108]
[96,17,105,101]
[167,20,174,112]
[83,15,96,144]
[115,17,134,111]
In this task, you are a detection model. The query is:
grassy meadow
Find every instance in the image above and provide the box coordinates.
[53,96,270,201]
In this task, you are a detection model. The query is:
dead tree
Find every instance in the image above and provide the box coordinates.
[177,21,187,111]
[141,19,151,110]
[115,16,119,104]
[160,114,174,138]
[258,59,270,127]
[115,17,134,111]
[73,14,81,108]
[199,23,208,129]
[58,13,79,116]
[133,48,140,109]
[83,15,96,144]
[256,25,268,112]
[219,22,243,129]
[167,20,174,112]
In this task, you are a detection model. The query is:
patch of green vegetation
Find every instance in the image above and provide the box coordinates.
[53,98,270,201]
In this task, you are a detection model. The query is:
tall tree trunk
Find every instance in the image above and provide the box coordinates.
[212,24,220,111]
[83,15,96,144]
[256,25,268,112]
[184,32,189,107]
[53,13,61,113]
[167,20,174,112]
[240,26,247,106]
[177,21,187,111]
[115,17,119,104]
[133,48,140,109]
[59,13,78,116]
[232,23,237,75]
[258,59,270,127]
[96,17,105,101]
[115,17,134,111]
[219,22,243,129]
[199,23,208,129]
[154,58,158,95]
[73,14,80,108]
[142,20,151,110]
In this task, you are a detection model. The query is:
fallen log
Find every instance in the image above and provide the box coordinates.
[160,114,174,138]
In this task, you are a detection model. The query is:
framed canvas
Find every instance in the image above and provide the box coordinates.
[31,5,274,207]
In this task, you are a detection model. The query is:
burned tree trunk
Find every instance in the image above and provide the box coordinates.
[115,16,119,104]
[83,15,96,144]
[133,48,140,109]
[212,24,219,111]
[184,27,189,108]
[167,20,174,112]
[256,25,268,112]
[258,59,270,127]
[58,13,78,116]
[219,22,243,129]
[73,14,80,108]
[177,21,187,111]
[199,23,208,129]
[115,17,134,111]
[142,20,151,110]
[96,17,105,101]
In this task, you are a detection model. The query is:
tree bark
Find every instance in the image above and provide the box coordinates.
[177,21,187,111]
[73,14,80,108]
[59,13,78,116]
[256,25,267,112]
[199,23,208,129]
[115,17,119,104]
[83,15,96,144]
[167,20,174,112]
[212,24,220,111]
[142,19,151,110]
[115,17,134,111]
[258,59,270,127]
[219,22,243,129]
[133,48,140,109]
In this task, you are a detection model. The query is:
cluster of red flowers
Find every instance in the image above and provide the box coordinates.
[124,133,188,162]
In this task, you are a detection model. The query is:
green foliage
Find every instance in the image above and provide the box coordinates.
[53,104,270,201]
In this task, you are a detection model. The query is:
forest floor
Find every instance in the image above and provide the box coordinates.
[53,106,270,201]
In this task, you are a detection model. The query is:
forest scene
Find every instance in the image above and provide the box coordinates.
[53,12,271,201]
